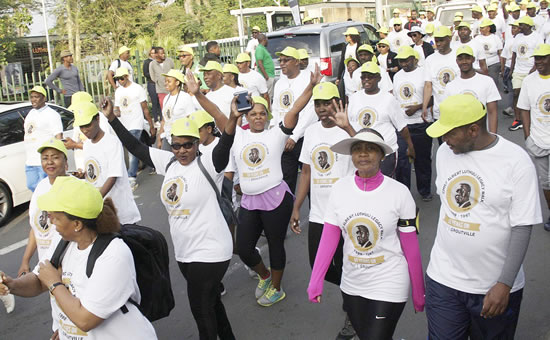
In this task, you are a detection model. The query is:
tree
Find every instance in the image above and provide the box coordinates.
[0,0,33,64]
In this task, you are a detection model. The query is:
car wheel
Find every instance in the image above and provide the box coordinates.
[0,183,13,226]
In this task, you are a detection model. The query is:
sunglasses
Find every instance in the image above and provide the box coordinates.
[170,141,197,150]
[179,54,192,58]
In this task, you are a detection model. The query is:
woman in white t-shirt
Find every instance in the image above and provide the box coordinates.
[475,19,503,88]
[222,63,246,94]
[343,57,361,99]
[0,177,157,340]
[307,129,425,340]
[101,96,236,339]
[157,69,195,150]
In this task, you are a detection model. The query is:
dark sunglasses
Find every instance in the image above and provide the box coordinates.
[179,54,192,58]
[170,141,197,150]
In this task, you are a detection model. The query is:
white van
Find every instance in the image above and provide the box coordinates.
[435,0,487,27]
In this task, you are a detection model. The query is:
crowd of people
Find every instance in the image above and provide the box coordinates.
[1,1,550,339]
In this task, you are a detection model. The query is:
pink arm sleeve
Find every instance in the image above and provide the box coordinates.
[399,230,425,312]
[307,223,341,303]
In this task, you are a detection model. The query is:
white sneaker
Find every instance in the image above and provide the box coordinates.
[129,177,138,192]
[1,294,15,313]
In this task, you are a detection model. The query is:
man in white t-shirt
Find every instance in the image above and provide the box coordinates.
[197,61,235,118]
[245,26,261,68]
[423,8,441,29]
[272,47,318,193]
[393,46,433,201]
[504,4,522,42]
[487,4,505,38]
[23,86,63,191]
[113,67,155,189]
[388,19,412,52]
[235,52,269,103]
[444,45,501,133]
[422,26,460,122]
[509,16,545,131]
[518,44,550,231]
[471,5,485,37]
[107,46,133,90]
[451,21,489,74]
[72,101,141,225]
[425,94,541,340]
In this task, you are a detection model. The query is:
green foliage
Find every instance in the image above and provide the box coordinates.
[0,0,33,63]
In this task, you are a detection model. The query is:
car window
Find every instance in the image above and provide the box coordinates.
[363,25,380,45]
[266,34,321,59]
[50,105,74,130]
[440,9,473,26]
[330,25,366,53]
[0,109,25,147]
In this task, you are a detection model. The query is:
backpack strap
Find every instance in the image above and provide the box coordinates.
[50,239,70,269]
[165,156,178,173]
[196,155,222,202]
[86,233,117,278]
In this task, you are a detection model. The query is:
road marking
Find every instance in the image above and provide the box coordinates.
[0,238,28,255]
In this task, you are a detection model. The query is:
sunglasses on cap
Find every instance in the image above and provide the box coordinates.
[170,141,197,150]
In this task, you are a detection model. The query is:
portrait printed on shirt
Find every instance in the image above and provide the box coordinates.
[84,159,100,184]
[537,93,550,116]
[518,44,528,57]
[35,210,50,233]
[398,83,415,101]
[162,176,191,217]
[26,123,35,135]
[121,96,129,110]
[441,170,486,236]
[278,90,294,118]
[437,67,456,88]
[241,142,270,180]
[312,145,335,173]
[344,214,384,266]
[164,106,172,120]
[357,108,377,128]
[483,43,490,53]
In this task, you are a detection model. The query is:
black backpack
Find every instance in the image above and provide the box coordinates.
[51,224,175,322]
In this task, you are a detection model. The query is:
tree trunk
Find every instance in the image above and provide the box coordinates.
[66,0,74,54]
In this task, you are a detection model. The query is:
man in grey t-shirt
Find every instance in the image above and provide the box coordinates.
[44,50,84,108]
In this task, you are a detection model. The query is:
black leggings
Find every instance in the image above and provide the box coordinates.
[308,222,344,286]
[342,292,406,340]
[236,191,293,270]
[178,261,235,340]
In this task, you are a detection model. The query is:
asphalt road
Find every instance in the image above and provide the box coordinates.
[1,102,550,340]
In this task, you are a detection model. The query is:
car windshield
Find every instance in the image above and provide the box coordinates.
[266,34,320,59]
[440,8,474,26]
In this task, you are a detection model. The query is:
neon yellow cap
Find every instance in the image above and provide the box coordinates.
[177,46,194,56]
[71,91,93,105]
[526,2,537,9]
[252,25,261,31]
[377,38,390,46]
[298,48,309,60]
[425,23,435,34]
[357,44,374,54]
[251,96,273,120]
[30,85,47,97]
[456,45,475,57]
[189,110,214,128]
[38,176,103,219]
[517,15,534,26]
[480,18,495,27]
[171,117,200,139]
[114,67,129,78]
[312,82,340,100]
[199,61,223,73]
[377,27,389,34]
[458,21,471,29]
[276,46,299,59]
[487,4,498,11]
[343,27,360,35]
[393,8,401,14]
[118,46,130,55]
[426,94,486,138]
[344,56,360,66]
[393,18,403,25]
[73,101,99,127]
[162,69,186,83]
[472,5,483,12]
[37,138,68,158]
[434,25,452,37]
[532,43,550,57]
[360,61,380,74]
[455,11,464,17]
[235,52,251,63]
[395,45,416,59]
[427,8,435,13]
[223,64,239,74]
[508,4,521,11]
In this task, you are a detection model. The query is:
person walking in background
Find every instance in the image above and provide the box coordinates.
[150,46,175,112]
[255,34,275,98]
[107,46,133,90]
[143,47,161,123]
[44,50,84,108]
[245,26,261,67]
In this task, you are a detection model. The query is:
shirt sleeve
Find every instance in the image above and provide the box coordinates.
[389,98,408,131]
[44,67,62,93]
[105,139,126,178]
[256,74,268,94]
[108,60,118,73]
[150,147,176,175]
[324,183,341,226]
[49,110,63,135]
[290,101,317,142]
[299,129,311,164]
[509,155,543,227]
[516,80,531,110]
[486,77,502,103]
[138,85,147,103]
[398,185,417,233]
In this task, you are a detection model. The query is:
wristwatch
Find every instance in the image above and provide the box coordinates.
[48,282,64,294]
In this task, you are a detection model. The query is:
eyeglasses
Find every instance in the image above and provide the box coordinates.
[170,141,197,150]
[377,45,389,48]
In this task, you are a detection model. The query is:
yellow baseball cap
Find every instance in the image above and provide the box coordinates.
[118,46,130,55]
[177,46,194,56]
[298,48,309,60]
[434,25,452,37]
[189,110,214,128]
[37,138,68,158]
[30,85,47,97]
[517,15,534,26]
[455,11,464,17]
[235,52,251,63]
[426,94,486,138]
[472,5,483,12]
[377,27,389,34]
[251,96,273,120]
[361,61,380,74]
[396,46,416,59]
[458,21,471,29]
[427,8,435,13]
[487,4,498,11]
[480,18,495,27]
[343,27,360,35]
[510,20,520,27]
[358,44,374,54]
[532,44,550,56]
[425,23,435,34]
[303,16,314,23]
[312,82,340,100]
[393,18,403,25]
[171,117,200,139]
[393,8,401,14]
[454,16,463,22]
[73,101,99,127]
[162,69,186,83]
[456,45,475,57]
[508,4,521,11]
[223,63,239,74]
[114,67,129,78]
[344,56,360,65]
[252,25,261,31]
[199,60,223,73]
[38,176,103,219]
[71,91,93,105]
[377,38,390,46]
[276,46,299,59]
[526,2,537,9]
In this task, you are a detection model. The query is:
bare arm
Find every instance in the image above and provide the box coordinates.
[487,101,498,133]
[18,230,37,277]
[290,164,311,234]
[422,81,433,122]
[479,59,489,76]
[510,52,517,74]
[107,70,116,90]
[399,127,416,159]
[99,177,117,197]
[521,109,531,139]
[141,101,155,137]
[283,65,321,129]
[257,60,269,80]
[1,271,46,297]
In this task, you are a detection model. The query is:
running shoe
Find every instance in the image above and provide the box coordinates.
[502,107,514,116]
[129,177,138,192]
[255,273,272,299]
[544,217,550,232]
[335,314,356,340]
[509,120,523,131]
[257,286,286,306]
[0,294,15,313]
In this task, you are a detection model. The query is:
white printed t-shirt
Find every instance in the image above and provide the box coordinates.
[83,133,141,225]
[29,177,60,261]
[347,90,407,152]
[350,69,393,94]
[35,239,157,340]
[24,105,63,166]
[387,30,413,52]
[392,67,427,124]
[443,73,501,105]
[114,82,147,131]
[517,71,550,149]
[512,32,545,74]
[501,36,515,68]
[162,91,195,143]
[239,70,268,97]
[150,148,233,263]
[325,175,417,302]
[451,39,487,69]
[423,50,460,119]
[204,85,236,118]
[427,138,542,294]
[299,122,354,224]
[109,59,134,84]
[199,137,224,191]
[271,70,317,142]
[227,126,289,195]
[474,34,503,66]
